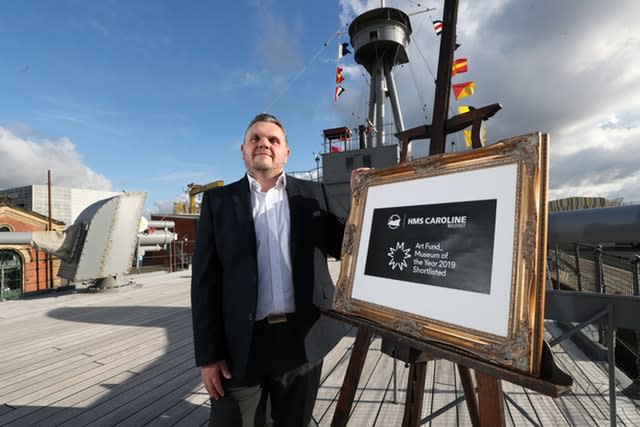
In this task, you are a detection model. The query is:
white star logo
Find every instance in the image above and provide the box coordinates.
[387,241,411,271]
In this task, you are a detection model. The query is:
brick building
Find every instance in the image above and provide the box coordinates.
[0,202,66,296]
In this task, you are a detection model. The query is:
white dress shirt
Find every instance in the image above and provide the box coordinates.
[247,173,295,320]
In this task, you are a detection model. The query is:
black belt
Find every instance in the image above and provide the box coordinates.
[259,313,294,324]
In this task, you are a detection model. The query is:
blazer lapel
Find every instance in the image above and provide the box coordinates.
[230,177,259,278]
[231,176,254,226]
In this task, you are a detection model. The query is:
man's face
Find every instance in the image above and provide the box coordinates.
[241,121,290,177]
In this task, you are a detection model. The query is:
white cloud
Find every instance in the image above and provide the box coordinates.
[340,64,362,80]
[336,0,640,204]
[151,199,177,215]
[338,0,377,26]
[0,126,112,191]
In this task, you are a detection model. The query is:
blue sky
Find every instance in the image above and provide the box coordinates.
[2,0,640,215]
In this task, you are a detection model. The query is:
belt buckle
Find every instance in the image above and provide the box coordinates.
[267,313,288,324]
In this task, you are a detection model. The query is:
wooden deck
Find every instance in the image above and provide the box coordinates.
[1,265,639,426]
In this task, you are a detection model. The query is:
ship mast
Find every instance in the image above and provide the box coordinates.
[395,0,501,160]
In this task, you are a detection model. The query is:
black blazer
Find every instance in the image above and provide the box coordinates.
[191,175,347,380]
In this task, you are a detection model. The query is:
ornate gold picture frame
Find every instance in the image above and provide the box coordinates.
[333,132,549,376]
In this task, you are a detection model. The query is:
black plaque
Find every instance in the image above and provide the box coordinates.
[364,199,497,294]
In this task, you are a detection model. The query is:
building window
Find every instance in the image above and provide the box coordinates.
[0,250,23,293]
[0,225,11,232]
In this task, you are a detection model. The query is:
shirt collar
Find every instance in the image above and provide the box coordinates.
[247,172,287,193]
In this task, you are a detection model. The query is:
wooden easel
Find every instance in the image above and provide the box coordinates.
[325,312,571,427]
[328,1,569,425]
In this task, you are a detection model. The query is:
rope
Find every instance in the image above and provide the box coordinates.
[265,23,348,110]
[406,62,429,120]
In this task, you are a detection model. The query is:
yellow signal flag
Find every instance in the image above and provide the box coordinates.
[457,106,487,147]
[462,125,487,147]
[459,105,472,146]
[452,81,475,100]
[463,129,472,147]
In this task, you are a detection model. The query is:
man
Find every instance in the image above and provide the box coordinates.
[191,113,349,426]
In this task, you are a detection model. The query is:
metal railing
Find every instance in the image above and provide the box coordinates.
[548,243,640,397]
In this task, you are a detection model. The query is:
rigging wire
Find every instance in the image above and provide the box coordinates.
[357,70,369,125]
[409,35,437,83]
[347,65,371,128]
[265,23,348,111]
[405,11,432,119]
[405,62,429,120]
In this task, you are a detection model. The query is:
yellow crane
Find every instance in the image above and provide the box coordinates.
[173,180,224,215]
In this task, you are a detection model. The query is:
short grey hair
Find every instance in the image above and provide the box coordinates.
[244,113,288,145]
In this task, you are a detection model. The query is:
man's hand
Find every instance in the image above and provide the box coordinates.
[201,360,232,400]
[350,167,372,193]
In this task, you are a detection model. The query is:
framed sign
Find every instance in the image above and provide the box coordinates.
[333,132,549,376]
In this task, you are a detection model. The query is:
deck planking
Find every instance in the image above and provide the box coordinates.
[341,342,393,426]
[313,333,355,422]
[0,265,638,426]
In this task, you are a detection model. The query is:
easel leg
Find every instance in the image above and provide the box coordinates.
[401,361,427,427]
[457,365,480,427]
[331,328,373,427]
[475,371,506,427]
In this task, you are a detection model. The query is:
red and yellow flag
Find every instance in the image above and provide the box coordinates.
[452,58,468,76]
[336,67,344,84]
[452,81,475,100]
